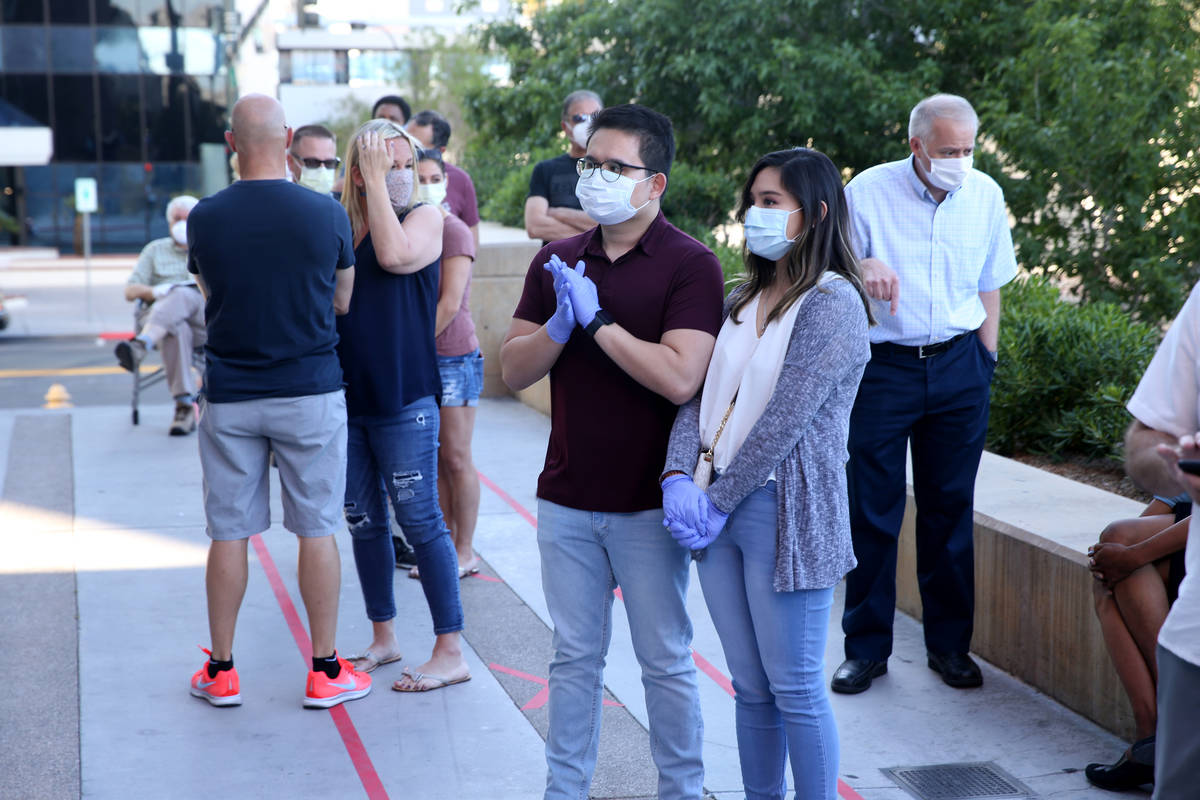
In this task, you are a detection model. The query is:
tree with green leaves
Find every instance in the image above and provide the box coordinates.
[463,0,1200,321]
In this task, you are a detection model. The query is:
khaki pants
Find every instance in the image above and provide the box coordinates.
[137,286,205,400]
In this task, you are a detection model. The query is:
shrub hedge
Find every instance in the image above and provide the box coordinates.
[987,277,1163,461]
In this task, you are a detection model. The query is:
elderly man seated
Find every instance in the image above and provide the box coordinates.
[114,195,205,435]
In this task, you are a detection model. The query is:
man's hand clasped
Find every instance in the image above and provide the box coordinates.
[545,254,600,327]
[661,474,730,551]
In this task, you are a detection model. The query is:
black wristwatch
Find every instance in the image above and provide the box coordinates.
[584,309,615,337]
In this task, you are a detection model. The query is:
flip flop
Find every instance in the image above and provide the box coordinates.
[391,667,472,693]
[346,649,403,674]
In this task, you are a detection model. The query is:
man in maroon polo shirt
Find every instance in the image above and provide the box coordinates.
[500,104,724,800]
[405,109,481,246]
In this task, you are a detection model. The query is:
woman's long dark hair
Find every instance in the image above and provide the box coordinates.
[730,147,875,328]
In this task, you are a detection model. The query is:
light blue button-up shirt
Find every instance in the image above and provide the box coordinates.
[845,155,1017,346]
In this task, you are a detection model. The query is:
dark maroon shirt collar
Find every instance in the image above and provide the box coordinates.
[580,210,669,263]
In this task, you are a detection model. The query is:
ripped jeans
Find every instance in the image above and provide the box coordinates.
[343,395,463,633]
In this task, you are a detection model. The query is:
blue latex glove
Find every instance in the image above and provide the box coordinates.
[544,254,572,293]
[662,475,708,548]
[558,259,600,327]
[545,280,575,343]
[677,494,729,551]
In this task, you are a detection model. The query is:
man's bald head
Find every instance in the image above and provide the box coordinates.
[226,94,290,178]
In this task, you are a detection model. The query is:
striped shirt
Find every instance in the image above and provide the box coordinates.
[845,155,1017,346]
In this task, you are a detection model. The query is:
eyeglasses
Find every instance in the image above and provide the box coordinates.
[568,113,594,125]
[576,157,658,182]
[291,155,341,170]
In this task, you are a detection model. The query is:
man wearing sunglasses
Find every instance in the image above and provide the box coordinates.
[287,124,340,195]
[525,90,603,245]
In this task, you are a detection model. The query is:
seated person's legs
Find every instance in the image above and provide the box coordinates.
[117,287,205,434]
[1086,498,1189,790]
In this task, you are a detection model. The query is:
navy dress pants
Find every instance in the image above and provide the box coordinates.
[842,332,996,661]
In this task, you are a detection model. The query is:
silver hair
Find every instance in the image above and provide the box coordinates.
[165,195,199,225]
[908,94,978,141]
[561,90,603,120]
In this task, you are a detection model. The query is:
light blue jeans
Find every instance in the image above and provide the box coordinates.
[537,499,704,800]
[698,483,839,800]
[343,396,463,634]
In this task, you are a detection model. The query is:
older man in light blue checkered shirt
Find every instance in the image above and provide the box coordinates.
[832,94,1018,697]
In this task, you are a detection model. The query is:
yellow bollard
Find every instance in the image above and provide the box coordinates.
[43,383,74,409]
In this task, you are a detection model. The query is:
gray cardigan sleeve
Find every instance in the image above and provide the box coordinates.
[706,282,868,514]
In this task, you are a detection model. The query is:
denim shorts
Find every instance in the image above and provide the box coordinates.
[438,349,484,407]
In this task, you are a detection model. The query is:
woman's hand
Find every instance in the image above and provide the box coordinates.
[357,131,392,186]
[662,475,708,548]
[1088,541,1146,589]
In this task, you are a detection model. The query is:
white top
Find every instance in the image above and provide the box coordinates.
[700,274,838,475]
[1127,280,1200,667]
[844,156,1018,346]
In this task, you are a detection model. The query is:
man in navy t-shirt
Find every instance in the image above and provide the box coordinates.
[524,89,604,246]
[184,93,370,711]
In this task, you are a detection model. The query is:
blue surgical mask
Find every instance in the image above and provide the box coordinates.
[744,205,800,261]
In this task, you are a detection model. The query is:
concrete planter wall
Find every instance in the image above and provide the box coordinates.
[897,453,1144,741]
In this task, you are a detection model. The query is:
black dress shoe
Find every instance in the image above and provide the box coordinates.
[1085,739,1155,791]
[831,658,887,694]
[927,651,983,688]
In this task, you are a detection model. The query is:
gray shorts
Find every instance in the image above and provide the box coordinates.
[198,391,347,540]
[1154,643,1200,798]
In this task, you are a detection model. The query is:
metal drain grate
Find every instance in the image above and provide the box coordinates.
[883,761,1034,800]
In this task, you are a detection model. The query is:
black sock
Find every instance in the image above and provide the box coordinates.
[313,652,340,678]
[206,656,233,679]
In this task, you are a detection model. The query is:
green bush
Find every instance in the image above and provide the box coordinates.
[987,276,1163,461]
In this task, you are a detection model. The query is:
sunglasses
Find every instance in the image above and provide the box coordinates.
[568,113,594,125]
[291,155,341,170]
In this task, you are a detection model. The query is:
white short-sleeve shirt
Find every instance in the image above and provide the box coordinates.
[845,156,1018,346]
[1127,281,1200,667]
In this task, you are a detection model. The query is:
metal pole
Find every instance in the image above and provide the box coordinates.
[83,210,92,321]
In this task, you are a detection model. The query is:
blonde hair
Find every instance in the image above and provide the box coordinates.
[341,118,423,237]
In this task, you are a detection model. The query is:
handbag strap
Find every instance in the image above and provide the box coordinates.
[707,392,737,455]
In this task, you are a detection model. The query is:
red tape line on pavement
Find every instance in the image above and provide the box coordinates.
[250,533,389,800]
[476,469,864,800]
[477,469,537,527]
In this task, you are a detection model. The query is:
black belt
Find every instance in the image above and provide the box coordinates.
[871,330,974,359]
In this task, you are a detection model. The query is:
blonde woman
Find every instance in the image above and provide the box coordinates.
[336,119,469,692]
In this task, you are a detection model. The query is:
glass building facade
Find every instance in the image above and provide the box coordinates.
[0,0,230,251]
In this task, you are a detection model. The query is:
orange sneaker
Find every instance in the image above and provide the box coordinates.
[189,648,242,707]
[304,656,371,709]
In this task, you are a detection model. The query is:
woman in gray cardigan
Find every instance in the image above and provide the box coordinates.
[660,148,872,800]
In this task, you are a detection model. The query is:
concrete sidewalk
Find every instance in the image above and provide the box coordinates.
[0,398,1140,799]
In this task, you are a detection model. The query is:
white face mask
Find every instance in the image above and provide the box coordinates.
[571,119,592,149]
[418,180,448,207]
[575,170,653,225]
[171,219,188,247]
[743,205,800,261]
[297,166,335,194]
[921,143,972,191]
